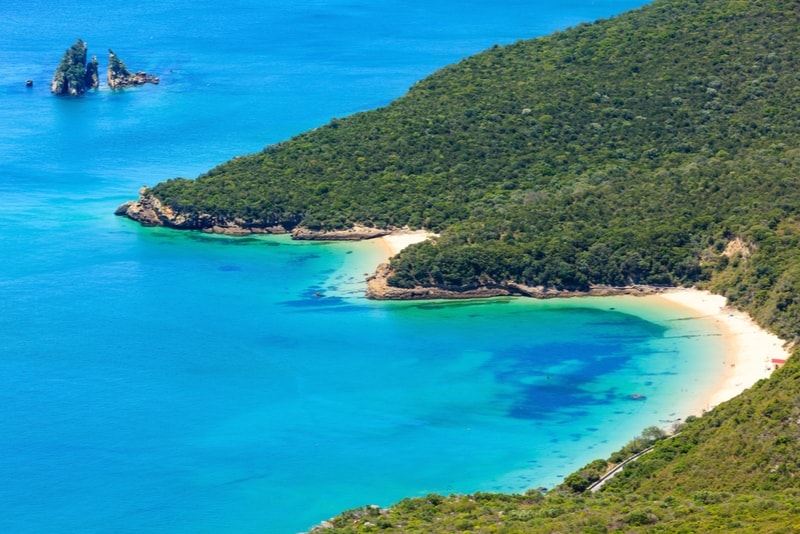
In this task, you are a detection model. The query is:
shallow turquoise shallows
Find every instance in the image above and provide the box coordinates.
[0,1,729,532]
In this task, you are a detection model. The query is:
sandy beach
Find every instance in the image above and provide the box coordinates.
[654,288,790,413]
[376,229,433,258]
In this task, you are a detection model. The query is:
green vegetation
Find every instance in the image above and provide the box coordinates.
[136,0,800,529]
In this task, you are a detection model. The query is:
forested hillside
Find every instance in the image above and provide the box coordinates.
[134,0,800,344]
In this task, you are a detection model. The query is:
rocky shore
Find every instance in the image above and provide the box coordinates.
[117,190,669,301]
[115,189,390,240]
[291,226,390,240]
[366,262,666,300]
[115,188,295,235]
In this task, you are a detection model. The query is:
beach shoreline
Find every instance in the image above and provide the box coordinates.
[643,288,789,415]
[371,231,791,418]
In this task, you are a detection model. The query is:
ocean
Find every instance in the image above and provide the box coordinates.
[0,1,730,532]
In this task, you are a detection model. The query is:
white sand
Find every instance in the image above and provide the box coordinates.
[377,229,433,257]
[655,288,790,412]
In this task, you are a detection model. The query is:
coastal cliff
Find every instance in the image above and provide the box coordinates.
[85,56,99,89]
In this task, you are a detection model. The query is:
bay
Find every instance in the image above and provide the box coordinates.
[0,1,731,532]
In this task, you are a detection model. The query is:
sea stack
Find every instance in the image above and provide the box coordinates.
[51,39,97,95]
[85,56,100,90]
[107,49,159,89]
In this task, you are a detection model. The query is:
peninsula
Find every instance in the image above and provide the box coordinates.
[117,0,800,344]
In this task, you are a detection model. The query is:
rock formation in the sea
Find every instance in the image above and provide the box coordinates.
[51,39,98,96]
[51,41,158,95]
[107,50,159,89]
[85,56,100,89]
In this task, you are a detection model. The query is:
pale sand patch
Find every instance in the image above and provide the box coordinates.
[377,229,433,259]
[655,288,790,413]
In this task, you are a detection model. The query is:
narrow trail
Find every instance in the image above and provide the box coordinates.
[587,446,655,493]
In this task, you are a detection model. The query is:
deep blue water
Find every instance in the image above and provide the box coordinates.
[0,1,732,532]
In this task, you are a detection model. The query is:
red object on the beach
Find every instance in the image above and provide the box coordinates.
[771,358,787,365]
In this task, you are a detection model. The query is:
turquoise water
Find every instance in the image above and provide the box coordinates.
[0,1,734,532]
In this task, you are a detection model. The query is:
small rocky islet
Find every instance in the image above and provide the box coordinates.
[50,38,159,95]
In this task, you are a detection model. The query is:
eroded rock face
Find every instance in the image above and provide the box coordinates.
[114,191,168,227]
[291,226,390,241]
[85,56,100,90]
[107,50,159,89]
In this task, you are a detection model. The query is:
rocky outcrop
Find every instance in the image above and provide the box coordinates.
[116,189,398,240]
[116,188,296,235]
[291,226,390,241]
[51,39,98,95]
[52,41,152,95]
[366,263,666,300]
[107,50,159,89]
[85,56,100,89]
